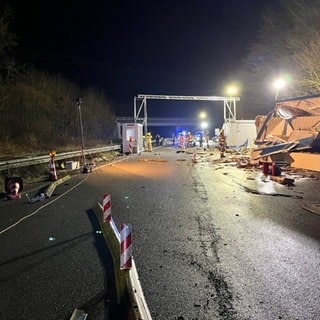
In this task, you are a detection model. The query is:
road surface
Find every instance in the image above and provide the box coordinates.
[0,145,319,319]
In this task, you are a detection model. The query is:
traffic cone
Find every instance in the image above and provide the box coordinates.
[49,157,58,181]
[5,176,23,200]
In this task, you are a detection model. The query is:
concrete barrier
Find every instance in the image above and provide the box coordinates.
[93,203,152,320]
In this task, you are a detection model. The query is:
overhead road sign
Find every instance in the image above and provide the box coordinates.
[137,94,239,101]
[116,117,200,126]
[134,94,240,135]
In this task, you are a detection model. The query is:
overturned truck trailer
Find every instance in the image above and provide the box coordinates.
[251,94,320,171]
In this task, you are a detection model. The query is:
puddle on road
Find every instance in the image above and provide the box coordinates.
[255,172,276,195]
[238,173,302,199]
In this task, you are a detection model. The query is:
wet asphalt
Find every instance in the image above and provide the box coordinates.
[0,145,320,320]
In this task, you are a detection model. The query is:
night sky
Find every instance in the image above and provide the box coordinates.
[10,0,278,123]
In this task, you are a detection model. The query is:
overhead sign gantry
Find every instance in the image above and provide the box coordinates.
[133,94,240,135]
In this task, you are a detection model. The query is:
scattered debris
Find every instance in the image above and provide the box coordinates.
[26,175,70,203]
[26,192,45,203]
[138,158,168,162]
[252,94,320,171]
[269,175,295,186]
[301,202,320,216]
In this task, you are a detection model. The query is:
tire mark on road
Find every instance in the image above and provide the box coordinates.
[192,169,238,320]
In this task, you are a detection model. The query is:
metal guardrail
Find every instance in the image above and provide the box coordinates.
[0,145,121,171]
[93,203,152,320]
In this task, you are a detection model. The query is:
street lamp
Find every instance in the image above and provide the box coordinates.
[226,86,238,96]
[273,78,285,100]
[201,121,208,130]
[199,111,207,120]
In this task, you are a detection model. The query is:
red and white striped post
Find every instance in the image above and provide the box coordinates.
[49,150,58,181]
[120,223,132,270]
[128,136,133,154]
[103,193,112,222]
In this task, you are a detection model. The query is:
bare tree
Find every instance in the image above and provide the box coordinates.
[241,0,320,117]
[283,1,320,93]
[0,4,117,154]
[0,3,19,83]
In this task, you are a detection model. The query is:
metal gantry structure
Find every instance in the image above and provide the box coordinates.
[133,94,240,135]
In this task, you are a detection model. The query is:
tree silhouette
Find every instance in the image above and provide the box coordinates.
[239,0,320,118]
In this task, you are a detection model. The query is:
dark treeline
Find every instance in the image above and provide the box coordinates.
[0,68,116,154]
[0,5,116,156]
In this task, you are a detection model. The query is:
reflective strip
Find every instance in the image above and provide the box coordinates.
[103,193,111,222]
[120,223,132,270]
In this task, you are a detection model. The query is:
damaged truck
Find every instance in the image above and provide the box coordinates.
[251,94,320,172]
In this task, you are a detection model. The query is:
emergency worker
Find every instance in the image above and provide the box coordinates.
[146,132,153,152]
[199,134,203,147]
[155,134,160,146]
[218,128,226,158]
[205,133,210,149]
[178,133,185,151]
[172,135,175,145]
[187,132,193,148]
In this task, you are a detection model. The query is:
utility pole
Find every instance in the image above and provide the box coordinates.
[77,98,88,173]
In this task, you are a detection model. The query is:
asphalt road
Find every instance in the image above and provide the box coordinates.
[0,145,320,320]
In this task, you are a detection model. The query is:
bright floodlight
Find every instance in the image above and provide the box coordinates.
[226,86,238,96]
[199,111,207,119]
[201,121,208,129]
[273,78,286,100]
[273,78,285,89]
